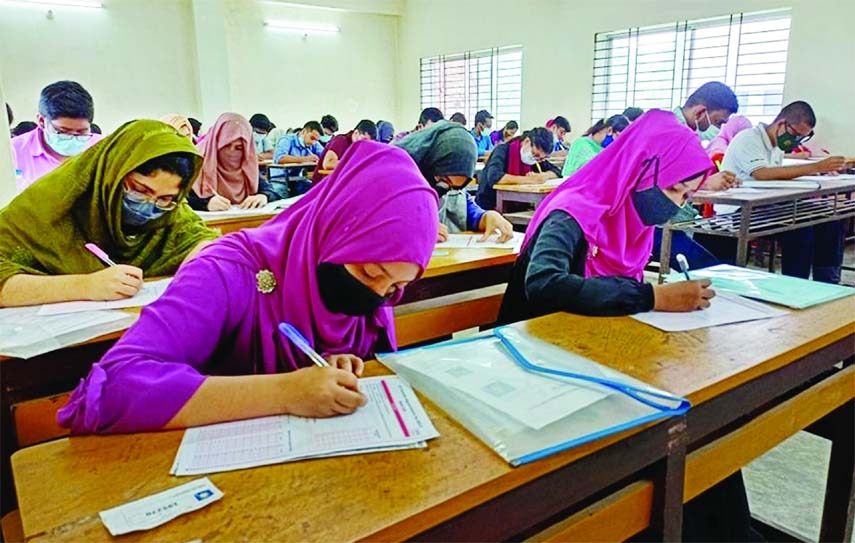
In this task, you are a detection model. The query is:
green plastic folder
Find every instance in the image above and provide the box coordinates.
[665,264,855,309]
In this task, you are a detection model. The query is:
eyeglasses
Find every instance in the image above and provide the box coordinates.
[46,121,91,139]
[786,122,814,144]
[123,179,180,211]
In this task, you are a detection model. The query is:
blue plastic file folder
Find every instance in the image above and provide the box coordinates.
[665,264,855,309]
[378,327,689,466]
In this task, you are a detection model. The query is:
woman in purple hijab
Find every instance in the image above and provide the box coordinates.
[59,141,439,434]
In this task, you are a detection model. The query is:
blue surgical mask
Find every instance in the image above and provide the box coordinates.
[122,195,167,226]
[601,134,615,148]
[44,130,90,157]
[319,134,332,144]
[630,157,682,226]
[253,132,266,146]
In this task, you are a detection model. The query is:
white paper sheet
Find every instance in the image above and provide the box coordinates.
[194,195,304,219]
[739,180,820,190]
[631,291,787,332]
[170,376,439,475]
[0,306,136,358]
[544,178,565,186]
[435,232,524,250]
[795,173,855,182]
[35,279,172,316]
[99,477,223,536]
[397,338,609,430]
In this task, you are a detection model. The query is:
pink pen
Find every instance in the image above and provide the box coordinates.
[84,243,117,267]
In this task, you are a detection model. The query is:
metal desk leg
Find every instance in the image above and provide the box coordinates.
[819,401,855,543]
[649,416,687,542]
[497,191,505,214]
[658,226,673,283]
[736,205,751,266]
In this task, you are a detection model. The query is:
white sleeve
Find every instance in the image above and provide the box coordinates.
[721,132,769,180]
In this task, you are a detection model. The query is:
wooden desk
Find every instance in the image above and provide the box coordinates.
[11,362,685,542]
[400,247,517,303]
[260,159,316,179]
[495,184,556,213]
[202,211,278,235]
[660,179,855,276]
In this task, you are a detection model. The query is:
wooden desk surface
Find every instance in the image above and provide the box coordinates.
[260,160,317,169]
[495,183,556,194]
[12,364,652,543]
[12,295,854,541]
[422,246,517,278]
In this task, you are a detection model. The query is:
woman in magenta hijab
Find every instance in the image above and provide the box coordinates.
[498,109,717,323]
[706,115,752,158]
[59,141,439,434]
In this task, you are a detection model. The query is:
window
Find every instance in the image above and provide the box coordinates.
[420,46,522,130]
[591,9,791,123]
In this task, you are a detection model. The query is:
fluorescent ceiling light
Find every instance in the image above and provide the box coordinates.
[3,0,103,7]
[264,20,340,33]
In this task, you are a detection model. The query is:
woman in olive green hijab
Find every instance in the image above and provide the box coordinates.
[0,119,218,306]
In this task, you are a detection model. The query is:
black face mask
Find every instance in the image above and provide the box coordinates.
[316,262,390,316]
[630,156,682,226]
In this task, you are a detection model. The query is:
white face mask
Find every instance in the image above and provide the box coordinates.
[520,146,537,165]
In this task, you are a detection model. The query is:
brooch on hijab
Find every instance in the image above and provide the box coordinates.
[590,245,599,258]
[255,270,277,294]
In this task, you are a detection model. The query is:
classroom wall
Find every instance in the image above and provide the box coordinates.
[221,0,400,132]
[397,0,855,151]
[0,0,201,132]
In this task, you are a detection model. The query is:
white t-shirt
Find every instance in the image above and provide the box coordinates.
[721,124,784,180]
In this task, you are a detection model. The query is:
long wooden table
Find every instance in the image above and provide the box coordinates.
[202,211,278,235]
[659,178,855,276]
[11,295,855,541]
[0,247,517,512]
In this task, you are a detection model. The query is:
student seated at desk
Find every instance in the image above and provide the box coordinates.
[376,120,395,143]
[249,113,275,162]
[159,114,194,139]
[722,101,848,283]
[11,80,103,192]
[57,142,439,434]
[622,106,644,122]
[320,113,339,144]
[498,110,716,322]
[395,121,513,243]
[273,120,324,194]
[490,120,518,146]
[0,120,217,307]
[546,115,571,156]
[562,114,629,177]
[706,115,752,161]
[470,110,494,157]
[476,127,561,210]
[188,113,281,211]
[315,119,377,179]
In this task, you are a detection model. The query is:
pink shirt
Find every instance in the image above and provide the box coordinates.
[11,128,103,192]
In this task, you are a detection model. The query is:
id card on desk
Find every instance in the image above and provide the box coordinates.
[99,477,223,536]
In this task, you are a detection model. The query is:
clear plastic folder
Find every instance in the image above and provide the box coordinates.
[378,327,689,466]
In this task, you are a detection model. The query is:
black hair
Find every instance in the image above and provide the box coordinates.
[525,127,553,154]
[11,121,37,137]
[134,152,197,185]
[774,100,816,128]
[37,80,95,121]
[354,119,377,140]
[303,120,323,134]
[504,120,519,131]
[418,107,444,125]
[586,115,630,136]
[449,112,467,125]
[551,116,571,131]
[622,107,644,121]
[320,114,338,132]
[188,117,202,136]
[90,123,102,134]
[474,110,493,125]
[5,103,12,125]
[249,113,274,133]
[685,81,739,114]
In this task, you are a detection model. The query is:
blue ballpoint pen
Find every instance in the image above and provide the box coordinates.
[676,253,691,281]
[278,323,330,367]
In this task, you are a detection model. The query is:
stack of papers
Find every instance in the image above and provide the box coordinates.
[436,232,524,251]
[631,291,787,332]
[665,264,855,309]
[0,306,136,358]
[170,376,438,475]
[739,180,820,190]
[36,279,171,316]
[195,195,304,220]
